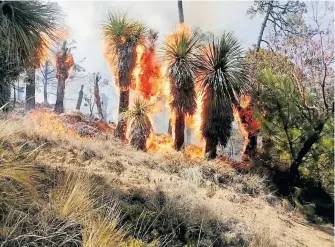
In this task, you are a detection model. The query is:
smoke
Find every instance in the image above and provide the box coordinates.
[50,1,262,133]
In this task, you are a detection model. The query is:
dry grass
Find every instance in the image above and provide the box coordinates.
[83,217,126,247]
[51,172,94,221]
[0,112,333,247]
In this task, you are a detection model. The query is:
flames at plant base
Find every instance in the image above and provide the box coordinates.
[233,95,261,159]
[103,23,204,158]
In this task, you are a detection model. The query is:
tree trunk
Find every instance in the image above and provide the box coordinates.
[25,67,35,111]
[205,137,218,159]
[244,133,257,158]
[174,111,185,150]
[13,83,16,108]
[115,90,130,140]
[76,85,84,110]
[43,61,49,105]
[178,0,184,23]
[94,82,103,120]
[54,78,66,114]
[256,1,273,51]
[168,118,172,135]
[289,122,325,184]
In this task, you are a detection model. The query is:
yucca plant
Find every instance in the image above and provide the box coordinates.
[0,1,61,108]
[122,97,153,151]
[197,32,248,159]
[163,28,204,150]
[103,13,147,140]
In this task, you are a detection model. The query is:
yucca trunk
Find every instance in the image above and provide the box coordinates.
[76,85,84,110]
[115,90,130,140]
[205,137,218,159]
[130,136,146,151]
[54,77,65,114]
[25,67,35,111]
[174,111,185,150]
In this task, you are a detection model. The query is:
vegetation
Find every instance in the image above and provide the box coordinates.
[0,1,333,246]
[54,41,75,114]
[196,32,248,159]
[122,97,153,151]
[103,13,147,140]
[163,27,203,150]
[247,0,307,50]
[0,1,60,108]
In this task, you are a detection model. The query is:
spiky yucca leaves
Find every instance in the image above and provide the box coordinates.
[163,28,204,150]
[122,97,153,151]
[0,1,61,107]
[197,32,248,159]
[103,13,147,140]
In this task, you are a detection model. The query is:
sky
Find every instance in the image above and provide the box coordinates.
[28,0,264,151]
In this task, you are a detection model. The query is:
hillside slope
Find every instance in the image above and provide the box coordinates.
[0,110,333,247]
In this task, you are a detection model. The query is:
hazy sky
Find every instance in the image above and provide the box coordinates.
[57,1,263,79]
[35,1,263,138]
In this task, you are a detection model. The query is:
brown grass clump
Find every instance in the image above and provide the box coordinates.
[51,172,94,221]
[83,217,126,247]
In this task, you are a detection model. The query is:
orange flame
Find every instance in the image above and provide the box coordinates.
[133,43,161,100]
[56,48,74,80]
[233,105,249,158]
[27,109,79,139]
[233,95,261,158]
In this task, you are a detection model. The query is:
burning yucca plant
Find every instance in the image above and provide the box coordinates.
[163,26,204,151]
[122,97,153,151]
[197,32,248,159]
[103,13,147,140]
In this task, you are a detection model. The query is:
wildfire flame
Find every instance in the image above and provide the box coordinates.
[27,109,79,139]
[233,95,261,159]
[56,46,74,80]
[103,22,206,158]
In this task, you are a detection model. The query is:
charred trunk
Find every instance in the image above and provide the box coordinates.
[76,85,84,110]
[115,90,130,140]
[174,111,185,151]
[25,67,35,111]
[244,133,257,158]
[54,78,66,114]
[94,82,103,120]
[205,137,218,159]
[13,84,16,108]
[168,118,172,135]
[289,122,325,185]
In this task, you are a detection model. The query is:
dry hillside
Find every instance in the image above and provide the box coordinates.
[0,109,333,247]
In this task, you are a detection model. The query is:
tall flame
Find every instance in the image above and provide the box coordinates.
[233,95,261,159]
